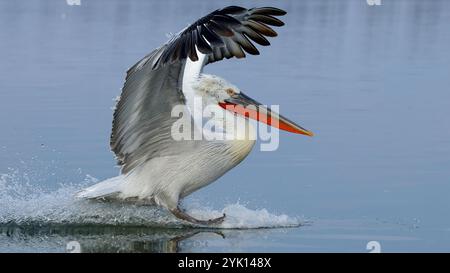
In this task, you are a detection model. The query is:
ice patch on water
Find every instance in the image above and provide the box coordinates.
[0,172,301,229]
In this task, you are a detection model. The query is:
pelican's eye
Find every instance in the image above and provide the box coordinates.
[226,88,236,96]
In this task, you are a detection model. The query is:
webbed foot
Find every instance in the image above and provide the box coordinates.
[170,207,226,226]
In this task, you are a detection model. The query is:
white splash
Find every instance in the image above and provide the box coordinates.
[186,203,300,229]
[0,172,301,229]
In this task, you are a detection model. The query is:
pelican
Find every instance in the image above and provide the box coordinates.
[77,6,313,225]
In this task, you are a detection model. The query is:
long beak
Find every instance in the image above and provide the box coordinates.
[218,92,314,137]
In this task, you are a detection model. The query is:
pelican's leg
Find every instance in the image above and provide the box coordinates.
[170,207,226,225]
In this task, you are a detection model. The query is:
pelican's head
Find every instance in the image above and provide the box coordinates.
[193,74,314,137]
[193,74,241,106]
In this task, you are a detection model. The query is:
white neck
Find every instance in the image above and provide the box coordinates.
[181,52,255,141]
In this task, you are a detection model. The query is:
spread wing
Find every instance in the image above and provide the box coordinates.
[110,6,286,174]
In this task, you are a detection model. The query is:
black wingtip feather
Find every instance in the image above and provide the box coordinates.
[153,6,285,68]
[242,28,270,46]
[195,26,213,54]
[249,14,285,27]
[220,6,247,14]
[208,20,234,37]
[245,20,278,37]
[250,7,287,16]
[201,25,224,47]
[212,14,242,27]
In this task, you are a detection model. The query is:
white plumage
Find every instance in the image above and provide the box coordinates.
[77,6,312,224]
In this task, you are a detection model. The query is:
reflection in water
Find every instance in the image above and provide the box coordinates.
[1,224,205,253]
[66,229,220,253]
[0,224,279,253]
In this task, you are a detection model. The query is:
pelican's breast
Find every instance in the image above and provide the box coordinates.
[226,116,256,165]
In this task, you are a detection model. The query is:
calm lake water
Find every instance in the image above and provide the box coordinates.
[1,0,450,252]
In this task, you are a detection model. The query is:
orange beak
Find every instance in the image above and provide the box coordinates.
[219,92,314,137]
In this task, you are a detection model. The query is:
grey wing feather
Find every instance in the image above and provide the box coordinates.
[110,6,286,174]
[110,47,191,173]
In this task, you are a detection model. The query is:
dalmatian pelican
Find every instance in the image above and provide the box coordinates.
[77,6,313,225]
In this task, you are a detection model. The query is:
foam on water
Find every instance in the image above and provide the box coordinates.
[0,171,301,229]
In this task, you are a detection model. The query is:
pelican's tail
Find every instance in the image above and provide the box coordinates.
[76,175,124,200]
